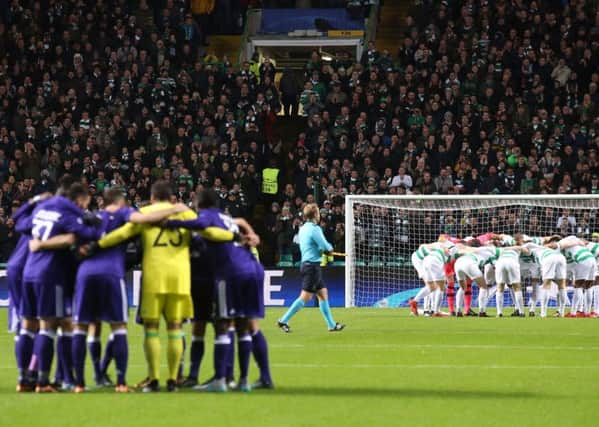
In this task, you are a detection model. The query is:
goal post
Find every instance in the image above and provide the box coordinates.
[344,195,599,308]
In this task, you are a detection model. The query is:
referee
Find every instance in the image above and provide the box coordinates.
[278,203,345,332]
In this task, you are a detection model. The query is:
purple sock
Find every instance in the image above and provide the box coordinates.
[100,334,114,375]
[112,331,128,386]
[252,330,272,384]
[188,336,205,380]
[59,333,74,385]
[34,330,55,386]
[72,332,87,387]
[54,334,63,383]
[87,337,102,382]
[213,334,230,380]
[237,334,252,381]
[225,329,235,380]
[16,329,35,383]
[178,335,186,380]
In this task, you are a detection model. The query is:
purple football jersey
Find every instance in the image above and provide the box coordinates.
[6,201,36,273]
[77,207,135,278]
[22,196,100,285]
[168,208,264,319]
[168,208,257,275]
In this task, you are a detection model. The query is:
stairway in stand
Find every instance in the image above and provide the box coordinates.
[374,1,411,54]
[207,35,242,63]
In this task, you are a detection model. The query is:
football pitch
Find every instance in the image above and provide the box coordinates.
[0,308,598,427]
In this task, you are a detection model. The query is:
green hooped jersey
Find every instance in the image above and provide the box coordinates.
[524,243,560,264]
[587,242,599,259]
[520,236,542,263]
[413,246,429,260]
[560,236,594,264]
[501,235,515,246]
[499,247,519,258]
[415,241,456,264]
[469,246,501,268]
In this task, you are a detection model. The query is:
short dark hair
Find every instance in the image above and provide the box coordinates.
[104,187,125,205]
[57,175,77,196]
[196,189,219,209]
[68,182,89,201]
[151,180,172,201]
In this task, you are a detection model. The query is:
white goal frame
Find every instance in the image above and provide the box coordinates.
[344,195,599,308]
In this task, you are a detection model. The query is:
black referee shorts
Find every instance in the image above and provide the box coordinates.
[300,262,325,293]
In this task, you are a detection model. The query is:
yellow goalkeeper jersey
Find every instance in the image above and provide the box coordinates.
[98,202,233,295]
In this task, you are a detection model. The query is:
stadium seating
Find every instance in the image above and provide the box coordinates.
[0,0,597,266]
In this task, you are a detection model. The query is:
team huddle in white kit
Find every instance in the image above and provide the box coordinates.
[409,232,599,318]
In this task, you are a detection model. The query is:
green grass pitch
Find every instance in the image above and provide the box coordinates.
[0,308,598,427]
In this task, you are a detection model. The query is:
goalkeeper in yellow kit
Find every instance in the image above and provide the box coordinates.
[95,181,239,392]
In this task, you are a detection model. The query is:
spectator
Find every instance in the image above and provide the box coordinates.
[434,168,453,194]
[557,210,577,235]
[390,167,413,189]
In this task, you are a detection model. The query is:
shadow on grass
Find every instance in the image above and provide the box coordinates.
[270,386,543,399]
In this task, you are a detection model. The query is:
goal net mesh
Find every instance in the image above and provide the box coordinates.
[345,197,599,308]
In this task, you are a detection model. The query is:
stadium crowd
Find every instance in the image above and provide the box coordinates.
[0,0,598,264]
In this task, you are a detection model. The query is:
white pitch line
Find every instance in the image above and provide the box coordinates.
[268,343,599,351]
[271,363,599,370]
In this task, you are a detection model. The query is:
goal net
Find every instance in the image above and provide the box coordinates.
[344,195,599,308]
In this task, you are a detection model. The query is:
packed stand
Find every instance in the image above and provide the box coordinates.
[0,0,285,261]
[271,0,599,263]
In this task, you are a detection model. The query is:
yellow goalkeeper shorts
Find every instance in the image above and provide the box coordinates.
[140,292,193,323]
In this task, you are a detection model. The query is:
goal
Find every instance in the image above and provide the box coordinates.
[344,195,599,308]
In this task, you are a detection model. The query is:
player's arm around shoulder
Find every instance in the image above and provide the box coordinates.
[99,222,141,249]
[129,203,190,224]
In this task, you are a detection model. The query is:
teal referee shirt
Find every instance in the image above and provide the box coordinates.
[298,221,333,263]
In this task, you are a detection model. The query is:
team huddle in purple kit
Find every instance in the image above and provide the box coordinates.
[6,176,273,393]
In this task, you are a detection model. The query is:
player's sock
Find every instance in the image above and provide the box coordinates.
[593,285,599,313]
[72,330,87,387]
[413,286,431,303]
[100,333,114,375]
[87,336,102,382]
[144,328,161,381]
[576,288,584,312]
[529,284,538,312]
[456,288,464,312]
[514,290,524,313]
[237,334,252,381]
[59,332,74,385]
[570,289,579,314]
[34,329,55,386]
[178,335,186,380]
[280,298,305,324]
[464,284,473,312]
[539,287,549,317]
[251,330,272,384]
[478,288,488,312]
[432,289,443,313]
[318,299,336,329]
[16,329,35,383]
[423,295,431,312]
[559,288,568,316]
[495,290,503,315]
[54,334,64,383]
[188,336,205,380]
[111,329,128,386]
[584,288,592,314]
[213,334,231,380]
[226,327,236,380]
[446,282,456,313]
[167,330,184,381]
